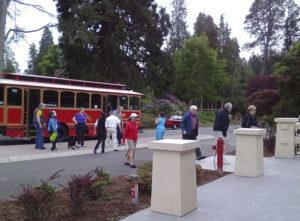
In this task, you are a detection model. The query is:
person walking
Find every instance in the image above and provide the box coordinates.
[93,113,107,154]
[33,103,46,150]
[105,110,121,151]
[72,107,87,147]
[113,106,124,145]
[213,102,233,165]
[122,113,139,168]
[155,112,166,140]
[47,111,58,151]
[182,105,206,160]
[241,105,258,128]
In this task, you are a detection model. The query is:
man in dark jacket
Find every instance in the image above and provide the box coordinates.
[213,102,232,164]
[182,105,206,160]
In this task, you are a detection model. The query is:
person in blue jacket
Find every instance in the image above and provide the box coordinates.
[155,112,166,140]
[47,111,58,151]
[182,105,206,160]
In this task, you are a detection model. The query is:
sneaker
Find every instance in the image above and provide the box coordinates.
[223,158,230,165]
[93,150,97,154]
[130,164,136,168]
[114,149,119,152]
[196,156,206,160]
[124,162,130,166]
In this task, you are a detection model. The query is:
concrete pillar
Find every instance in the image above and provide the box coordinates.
[275,118,298,158]
[234,128,266,177]
[149,139,198,217]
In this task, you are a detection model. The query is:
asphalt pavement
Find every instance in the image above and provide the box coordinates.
[0,127,227,200]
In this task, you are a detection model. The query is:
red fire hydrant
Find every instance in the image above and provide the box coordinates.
[216,137,224,174]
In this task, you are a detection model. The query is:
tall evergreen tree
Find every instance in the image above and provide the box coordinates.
[27,43,38,75]
[282,0,300,53]
[168,0,189,52]
[3,44,19,72]
[37,28,54,61]
[174,35,227,107]
[244,0,286,75]
[55,0,170,92]
[37,45,62,76]
[274,41,300,117]
[194,12,219,49]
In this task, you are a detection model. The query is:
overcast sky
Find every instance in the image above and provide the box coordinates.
[8,0,300,72]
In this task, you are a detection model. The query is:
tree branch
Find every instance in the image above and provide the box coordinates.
[5,23,58,41]
[12,0,54,17]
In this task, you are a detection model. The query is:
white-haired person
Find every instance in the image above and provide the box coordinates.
[213,102,233,165]
[182,105,206,160]
[241,105,258,128]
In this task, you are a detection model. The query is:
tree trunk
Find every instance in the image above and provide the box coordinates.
[0,0,9,71]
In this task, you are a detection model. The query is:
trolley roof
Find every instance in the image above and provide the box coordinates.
[0,73,143,96]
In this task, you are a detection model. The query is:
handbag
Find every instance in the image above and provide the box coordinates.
[49,131,58,142]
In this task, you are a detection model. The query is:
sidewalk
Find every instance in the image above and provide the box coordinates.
[122,155,300,221]
[0,134,215,164]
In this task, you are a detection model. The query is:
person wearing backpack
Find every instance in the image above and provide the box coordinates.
[93,113,107,154]
[47,111,58,151]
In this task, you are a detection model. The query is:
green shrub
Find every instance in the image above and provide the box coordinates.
[16,170,62,221]
[199,111,215,126]
[86,180,107,200]
[141,113,156,129]
[137,162,152,193]
[95,167,110,185]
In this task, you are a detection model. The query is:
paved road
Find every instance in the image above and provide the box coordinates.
[0,126,237,201]
[0,148,153,200]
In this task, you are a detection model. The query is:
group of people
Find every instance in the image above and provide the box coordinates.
[154,103,258,164]
[34,101,258,167]
[33,103,139,168]
[93,107,139,168]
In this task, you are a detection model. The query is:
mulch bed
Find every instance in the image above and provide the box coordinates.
[0,170,230,221]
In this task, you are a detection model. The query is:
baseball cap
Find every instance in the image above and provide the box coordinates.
[130,113,138,118]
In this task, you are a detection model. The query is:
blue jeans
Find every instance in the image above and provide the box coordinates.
[34,123,44,149]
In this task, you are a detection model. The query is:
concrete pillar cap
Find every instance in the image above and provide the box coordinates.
[234,128,266,135]
[274,118,298,123]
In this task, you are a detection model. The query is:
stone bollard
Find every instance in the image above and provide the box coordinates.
[234,128,266,177]
[274,118,298,158]
[149,139,198,217]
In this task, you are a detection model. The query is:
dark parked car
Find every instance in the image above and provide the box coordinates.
[165,115,182,129]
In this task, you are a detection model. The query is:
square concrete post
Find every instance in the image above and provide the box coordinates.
[149,139,198,217]
[274,118,298,158]
[234,128,266,177]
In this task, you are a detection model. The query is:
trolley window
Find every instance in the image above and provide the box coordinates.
[129,96,140,110]
[43,90,58,107]
[77,93,89,108]
[0,87,3,105]
[91,94,102,109]
[119,96,128,109]
[61,91,74,108]
[7,87,22,106]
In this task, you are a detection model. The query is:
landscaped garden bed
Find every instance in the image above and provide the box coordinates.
[0,164,230,221]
